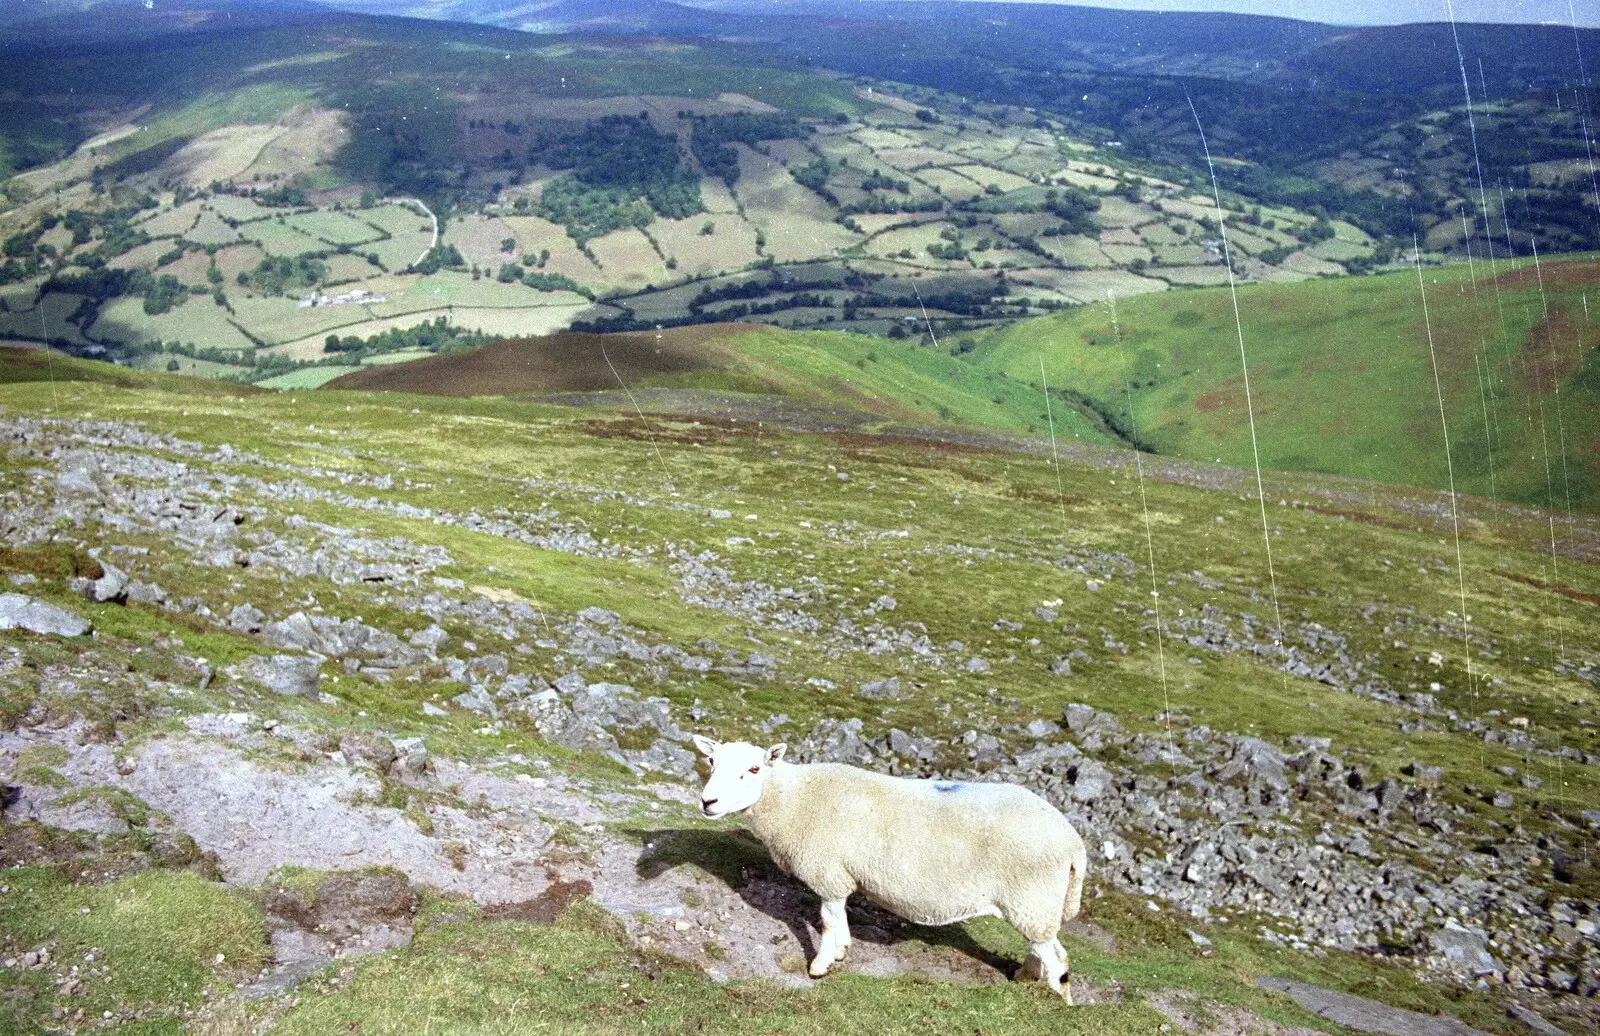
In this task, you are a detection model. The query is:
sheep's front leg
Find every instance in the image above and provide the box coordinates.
[1029,939,1073,1005]
[809,899,851,977]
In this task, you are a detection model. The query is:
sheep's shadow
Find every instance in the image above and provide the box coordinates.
[626,826,1021,982]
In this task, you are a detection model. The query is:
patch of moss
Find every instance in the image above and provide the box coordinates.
[15,764,69,789]
[52,786,153,827]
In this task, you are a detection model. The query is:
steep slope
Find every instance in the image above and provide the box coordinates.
[0,354,1594,1033]
[971,253,1600,510]
[325,322,1118,444]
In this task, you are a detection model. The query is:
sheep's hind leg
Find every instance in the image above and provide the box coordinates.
[810,899,851,978]
[1028,939,1072,1005]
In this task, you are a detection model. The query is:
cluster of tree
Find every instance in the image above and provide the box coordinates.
[493,263,588,295]
[520,115,707,240]
[790,157,835,202]
[91,136,190,187]
[240,255,327,296]
[838,196,945,216]
[1340,245,1396,275]
[1,199,159,284]
[521,270,587,295]
[960,186,1101,236]
[1295,218,1336,245]
[411,243,465,275]
[702,292,835,319]
[138,272,187,316]
[321,317,499,358]
[1210,163,1420,240]
[1235,207,1278,231]
[42,265,132,302]
[861,170,911,194]
[526,114,704,231]
[536,177,655,245]
[252,184,309,208]
[1040,187,1101,236]
[569,309,651,333]
[532,115,680,186]
[148,339,252,367]
[846,284,1001,318]
[686,270,875,313]
[688,113,805,186]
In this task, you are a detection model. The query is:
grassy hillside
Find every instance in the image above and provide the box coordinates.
[327,322,1117,443]
[0,342,264,395]
[0,356,1595,1033]
[0,8,1372,385]
[971,253,1600,511]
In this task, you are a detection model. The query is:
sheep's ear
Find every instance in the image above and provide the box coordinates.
[765,743,787,765]
[691,734,719,758]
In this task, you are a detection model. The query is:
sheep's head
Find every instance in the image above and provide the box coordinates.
[692,736,785,818]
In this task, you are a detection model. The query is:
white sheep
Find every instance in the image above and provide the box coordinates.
[691,735,1088,1002]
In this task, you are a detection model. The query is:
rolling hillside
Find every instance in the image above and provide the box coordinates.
[326,321,1117,444]
[970,252,1600,511]
[0,336,1596,1034]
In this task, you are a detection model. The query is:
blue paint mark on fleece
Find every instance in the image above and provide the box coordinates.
[933,782,964,793]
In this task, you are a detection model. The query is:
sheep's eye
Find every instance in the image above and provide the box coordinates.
[747,766,761,774]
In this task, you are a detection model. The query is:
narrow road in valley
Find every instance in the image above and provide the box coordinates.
[387,196,439,267]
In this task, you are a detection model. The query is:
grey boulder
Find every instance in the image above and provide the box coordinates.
[239,655,323,698]
[0,593,92,637]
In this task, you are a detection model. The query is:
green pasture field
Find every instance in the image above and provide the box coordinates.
[287,209,385,246]
[242,219,325,258]
[716,327,1115,442]
[973,253,1600,510]
[257,364,361,389]
[89,295,258,352]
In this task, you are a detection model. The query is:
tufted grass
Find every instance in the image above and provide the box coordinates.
[0,867,270,1034]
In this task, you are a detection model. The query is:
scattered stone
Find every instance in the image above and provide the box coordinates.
[884,728,936,763]
[1257,977,1489,1035]
[1214,737,1289,792]
[1062,703,1122,738]
[1068,759,1111,802]
[1402,761,1444,787]
[229,603,266,633]
[339,733,398,770]
[0,593,92,636]
[389,742,431,780]
[1428,923,1500,978]
[124,581,167,604]
[409,625,449,651]
[795,717,873,766]
[71,561,127,603]
[859,677,902,701]
[238,655,323,698]
[1504,1003,1565,1036]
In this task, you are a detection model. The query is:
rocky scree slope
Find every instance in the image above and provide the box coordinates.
[0,397,1593,1033]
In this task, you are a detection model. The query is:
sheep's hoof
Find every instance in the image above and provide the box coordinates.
[808,958,832,978]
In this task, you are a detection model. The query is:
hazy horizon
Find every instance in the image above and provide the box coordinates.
[794,0,1600,28]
